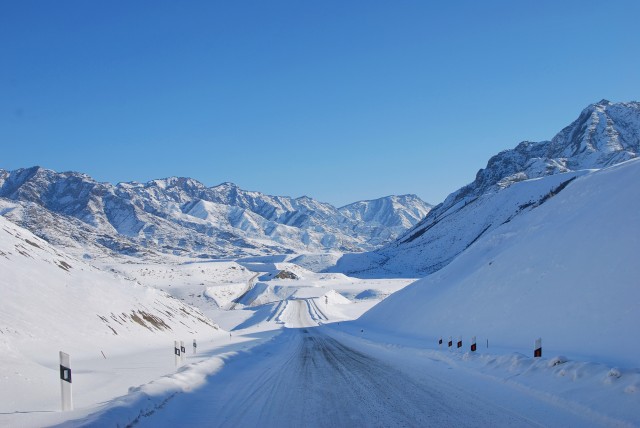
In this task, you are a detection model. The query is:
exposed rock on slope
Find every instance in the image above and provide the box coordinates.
[335,100,640,277]
[0,169,431,260]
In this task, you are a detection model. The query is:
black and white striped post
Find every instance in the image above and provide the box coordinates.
[59,351,73,411]
[457,336,462,349]
[448,336,453,348]
[534,338,542,358]
[174,340,181,366]
[181,341,186,362]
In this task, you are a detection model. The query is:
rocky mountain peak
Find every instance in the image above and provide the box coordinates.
[438,100,640,218]
[337,100,640,278]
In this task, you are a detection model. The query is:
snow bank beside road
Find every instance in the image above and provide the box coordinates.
[325,325,640,427]
[359,159,640,368]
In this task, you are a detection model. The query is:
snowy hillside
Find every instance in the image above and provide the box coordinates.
[357,158,640,367]
[336,100,640,277]
[338,194,432,246]
[0,169,430,260]
[0,215,222,412]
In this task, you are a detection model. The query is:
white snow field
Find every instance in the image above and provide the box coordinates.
[2,161,639,427]
[352,159,640,424]
[359,158,640,367]
[0,220,415,427]
[0,215,227,426]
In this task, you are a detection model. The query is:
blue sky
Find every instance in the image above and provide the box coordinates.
[1,1,639,206]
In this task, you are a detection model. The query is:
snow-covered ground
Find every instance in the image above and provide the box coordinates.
[0,228,414,427]
[1,160,639,427]
[359,159,640,368]
[0,216,224,426]
[51,302,633,427]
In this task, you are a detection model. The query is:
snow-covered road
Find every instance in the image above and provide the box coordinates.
[131,300,599,428]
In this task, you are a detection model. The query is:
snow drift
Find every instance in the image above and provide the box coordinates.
[358,159,640,367]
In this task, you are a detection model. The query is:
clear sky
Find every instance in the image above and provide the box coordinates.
[1,1,639,206]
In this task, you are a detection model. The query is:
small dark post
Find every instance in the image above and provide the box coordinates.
[534,338,542,358]
[470,336,477,352]
[448,336,452,348]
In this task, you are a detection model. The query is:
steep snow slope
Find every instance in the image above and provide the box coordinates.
[336,171,588,277]
[358,159,640,367]
[0,215,222,411]
[0,169,430,259]
[337,100,640,277]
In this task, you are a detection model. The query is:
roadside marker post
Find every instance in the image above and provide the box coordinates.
[457,336,462,349]
[180,341,186,363]
[438,337,443,348]
[193,339,197,354]
[59,351,73,411]
[174,340,181,366]
[534,338,542,358]
[448,336,452,349]
[470,336,477,352]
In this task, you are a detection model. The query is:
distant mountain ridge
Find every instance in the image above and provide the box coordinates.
[335,99,640,277]
[0,168,431,259]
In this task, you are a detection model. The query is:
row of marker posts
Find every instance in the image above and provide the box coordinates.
[58,335,542,412]
[174,339,198,367]
[438,336,542,358]
[58,338,199,412]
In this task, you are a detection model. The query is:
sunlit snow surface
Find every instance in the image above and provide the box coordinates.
[360,159,640,367]
[1,160,639,427]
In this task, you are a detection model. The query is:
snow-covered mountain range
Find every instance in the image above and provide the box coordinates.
[335,99,640,277]
[0,169,431,260]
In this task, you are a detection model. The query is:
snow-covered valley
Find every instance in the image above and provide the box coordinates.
[1,100,639,427]
[2,169,639,427]
[0,238,417,427]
